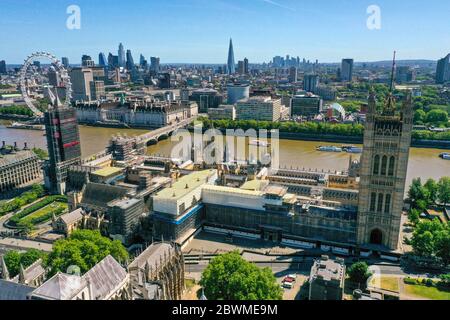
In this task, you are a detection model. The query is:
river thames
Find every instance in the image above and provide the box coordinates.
[0,120,449,189]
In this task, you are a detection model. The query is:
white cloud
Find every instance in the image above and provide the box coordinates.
[260,0,296,12]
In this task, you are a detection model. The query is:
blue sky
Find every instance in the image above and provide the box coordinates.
[1,0,449,64]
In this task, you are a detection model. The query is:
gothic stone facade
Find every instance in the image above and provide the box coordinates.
[356,91,413,250]
[128,242,185,300]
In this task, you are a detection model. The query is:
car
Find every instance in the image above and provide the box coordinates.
[282,282,294,289]
[287,274,297,281]
[283,277,295,283]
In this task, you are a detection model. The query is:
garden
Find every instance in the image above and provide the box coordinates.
[8,195,68,230]
[403,277,450,300]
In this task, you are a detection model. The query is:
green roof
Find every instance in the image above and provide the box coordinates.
[241,180,269,191]
[92,167,123,177]
[154,170,216,200]
[1,94,22,98]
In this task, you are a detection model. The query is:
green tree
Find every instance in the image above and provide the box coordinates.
[408,208,420,226]
[413,109,426,124]
[425,109,448,124]
[411,219,445,258]
[46,230,128,276]
[200,251,282,300]
[347,262,371,285]
[408,178,429,208]
[3,251,21,278]
[435,226,450,266]
[438,177,450,205]
[424,179,439,205]
[3,249,46,278]
[439,274,450,288]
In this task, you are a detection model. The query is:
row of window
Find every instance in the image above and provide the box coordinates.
[370,192,391,214]
[373,155,396,176]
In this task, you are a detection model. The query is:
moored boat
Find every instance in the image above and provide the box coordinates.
[316,146,343,152]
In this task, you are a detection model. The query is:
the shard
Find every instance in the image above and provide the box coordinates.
[227,38,236,75]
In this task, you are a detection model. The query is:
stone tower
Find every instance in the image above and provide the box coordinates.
[356,88,413,250]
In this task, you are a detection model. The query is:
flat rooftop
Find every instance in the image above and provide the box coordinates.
[241,179,269,191]
[311,257,345,282]
[154,170,216,200]
[92,166,123,177]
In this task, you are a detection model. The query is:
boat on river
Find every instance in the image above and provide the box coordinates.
[439,153,450,160]
[316,146,343,152]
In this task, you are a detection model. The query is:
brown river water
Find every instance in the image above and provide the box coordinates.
[1,120,449,189]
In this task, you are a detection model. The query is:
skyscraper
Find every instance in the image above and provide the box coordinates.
[61,57,69,68]
[436,53,450,84]
[341,58,354,82]
[237,60,245,74]
[244,58,249,74]
[70,68,94,101]
[118,43,126,68]
[98,52,107,67]
[44,105,82,194]
[108,53,119,69]
[48,66,61,87]
[303,74,319,93]
[227,38,236,75]
[150,57,160,73]
[288,67,298,83]
[139,54,147,68]
[0,60,6,74]
[126,50,135,71]
[81,55,95,67]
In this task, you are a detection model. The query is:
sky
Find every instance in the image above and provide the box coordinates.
[1,0,449,64]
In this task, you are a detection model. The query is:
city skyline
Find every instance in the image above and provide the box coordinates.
[1,0,450,64]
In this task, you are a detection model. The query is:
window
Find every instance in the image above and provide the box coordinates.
[381,156,388,176]
[384,194,391,213]
[373,155,380,175]
[370,193,377,212]
[388,156,395,176]
[377,193,384,213]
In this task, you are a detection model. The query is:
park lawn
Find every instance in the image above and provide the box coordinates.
[19,202,68,225]
[404,284,450,300]
[369,276,400,292]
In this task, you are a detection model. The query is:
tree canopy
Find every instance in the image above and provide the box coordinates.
[200,251,282,300]
[408,177,450,208]
[3,249,47,278]
[411,219,450,266]
[46,230,128,276]
[347,261,371,285]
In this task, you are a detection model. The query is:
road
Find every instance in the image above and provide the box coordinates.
[185,260,409,277]
[0,237,53,253]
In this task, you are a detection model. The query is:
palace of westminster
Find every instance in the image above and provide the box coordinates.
[0,83,413,299]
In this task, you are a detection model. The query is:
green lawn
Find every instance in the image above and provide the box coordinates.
[404,284,450,300]
[19,202,68,225]
[370,276,400,292]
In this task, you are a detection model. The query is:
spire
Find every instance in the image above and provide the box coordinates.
[389,51,397,93]
[227,38,236,75]
[383,51,397,115]
[19,264,26,284]
[1,255,9,280]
